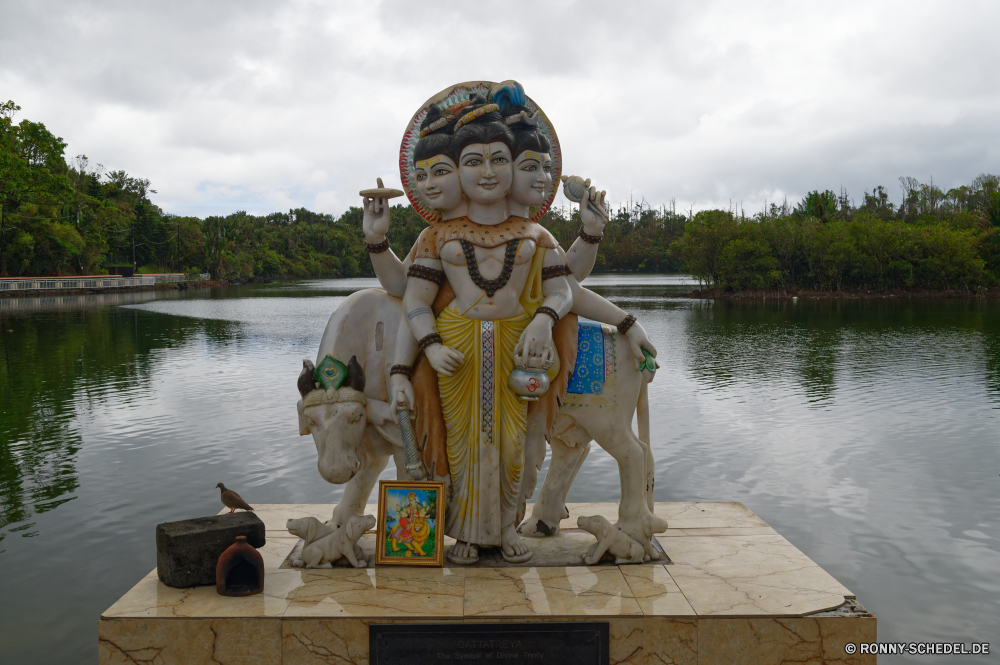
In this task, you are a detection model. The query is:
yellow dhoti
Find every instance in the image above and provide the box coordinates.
[437,305,530,546]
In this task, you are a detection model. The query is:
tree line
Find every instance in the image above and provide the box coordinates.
[672,178,1000,292]
[3,100,999,291]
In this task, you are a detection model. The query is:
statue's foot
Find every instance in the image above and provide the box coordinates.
[446,541,479,565]
[517,515,560,538]
[501,526,532,563]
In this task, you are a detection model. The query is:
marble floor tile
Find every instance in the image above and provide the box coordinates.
[620,565,696,616]
[662,534,853,598]
[697,617,877,664]
[661,534,806,567]
[669,565,848,617]
[656,502,770,529]
[257,536,300,568]
[464,566,642,617]
[102,569,303,618]
[99,618,280,665]
[283,566,466,618]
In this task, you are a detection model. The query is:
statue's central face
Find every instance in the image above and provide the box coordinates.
[414,155,463,212]
[459,142,513,206]
[510,151,552,207]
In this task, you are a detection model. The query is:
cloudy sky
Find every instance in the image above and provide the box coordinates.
[1,1,998,219]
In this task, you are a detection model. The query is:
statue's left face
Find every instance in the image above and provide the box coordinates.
[459,142,513,206]
[510,151,552,206]
[414,155,463,211]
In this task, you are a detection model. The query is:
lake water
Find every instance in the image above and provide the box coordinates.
[1,275,998,663]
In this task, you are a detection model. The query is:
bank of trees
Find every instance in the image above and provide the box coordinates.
[672,177,1000,291]
[4,100,1000,290]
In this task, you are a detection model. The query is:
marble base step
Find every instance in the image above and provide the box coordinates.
[99,502,876,665]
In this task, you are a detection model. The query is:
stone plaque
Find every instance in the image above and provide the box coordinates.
[370,622,608,664]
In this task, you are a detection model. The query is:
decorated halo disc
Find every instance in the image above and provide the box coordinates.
[398,81,562,224]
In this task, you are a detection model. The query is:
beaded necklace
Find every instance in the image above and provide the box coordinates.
[460,239,519,297]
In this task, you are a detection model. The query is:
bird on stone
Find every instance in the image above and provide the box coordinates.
[216,483,254,513]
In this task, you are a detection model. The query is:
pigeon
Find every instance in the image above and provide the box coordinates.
[216,483,254,513]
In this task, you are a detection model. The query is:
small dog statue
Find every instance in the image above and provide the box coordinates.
[286,516,334,546]
[301,514,376,568]
[577,515,646,565]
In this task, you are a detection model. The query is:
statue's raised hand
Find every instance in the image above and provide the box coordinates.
[362,194,390,242]
[425,343,465,377]
[580,185,608,236]
[562,175,608,235]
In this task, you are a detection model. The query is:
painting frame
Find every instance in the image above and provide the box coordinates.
[375,480,446,567]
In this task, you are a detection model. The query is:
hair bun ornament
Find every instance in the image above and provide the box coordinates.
[418,104,454,138]
[453,100,501,132]
[505,109,540,127]
[489,80,527,111]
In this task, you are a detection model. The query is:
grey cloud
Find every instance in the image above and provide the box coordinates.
[1,0,998,219]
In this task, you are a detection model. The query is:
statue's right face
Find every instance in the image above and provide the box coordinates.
[459,142,513,206]
[510,150,552,206]
[414,155,463,211]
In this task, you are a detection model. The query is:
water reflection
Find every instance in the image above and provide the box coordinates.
[1,279,999,664]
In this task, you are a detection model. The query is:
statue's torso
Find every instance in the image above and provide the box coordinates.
[440,237,537,320]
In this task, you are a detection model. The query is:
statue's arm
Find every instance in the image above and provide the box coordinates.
[518,250,574,366]
[565,234,600,282]
[388,324,418,418]
[564,186,608,282]
[402,258,464,375]
[540,249,574,320]
[362,195,411,297]
[401,258,442,341]
[367,244,410,297]
[572,286,657,371]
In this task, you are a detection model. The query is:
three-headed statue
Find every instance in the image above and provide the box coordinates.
[360,81,658,565]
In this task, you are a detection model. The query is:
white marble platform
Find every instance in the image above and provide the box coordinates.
[99,502,876,664]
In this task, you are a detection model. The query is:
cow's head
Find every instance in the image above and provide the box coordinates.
[297,355,376,484]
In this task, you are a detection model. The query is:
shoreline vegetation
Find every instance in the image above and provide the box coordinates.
[3,100,999,297]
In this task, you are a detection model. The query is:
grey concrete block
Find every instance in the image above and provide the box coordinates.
[156,513,265,588]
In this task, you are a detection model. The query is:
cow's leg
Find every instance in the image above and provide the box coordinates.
[516,409,549,526]
[583,412,656,541]
[330,454,388,530]
[519,416,591,537]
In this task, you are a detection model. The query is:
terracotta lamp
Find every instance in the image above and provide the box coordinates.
[216,536,264,596]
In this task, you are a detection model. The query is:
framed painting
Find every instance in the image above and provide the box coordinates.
[375,480,446,567]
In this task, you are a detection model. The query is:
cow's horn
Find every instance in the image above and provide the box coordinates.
[298,359,317,397]
[347,355,366,393]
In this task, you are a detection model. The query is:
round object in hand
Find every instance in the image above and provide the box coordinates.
[509,367,550,401]
[360,177,405,199]
[562,175,590,203]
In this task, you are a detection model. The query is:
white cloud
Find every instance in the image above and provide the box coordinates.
[2,0,997,219]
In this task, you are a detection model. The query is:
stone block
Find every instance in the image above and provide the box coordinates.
[156,513,265,588]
